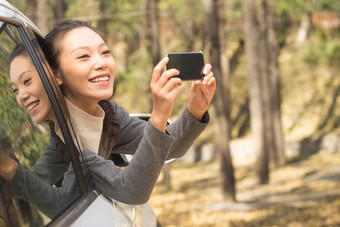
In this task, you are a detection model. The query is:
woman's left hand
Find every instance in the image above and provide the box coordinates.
[0,152,18,181]
[187,64,216,121]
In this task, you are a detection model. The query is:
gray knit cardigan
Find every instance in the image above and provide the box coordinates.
[4,101,209,218]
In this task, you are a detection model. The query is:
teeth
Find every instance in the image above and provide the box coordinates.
[27,102,38,111]
[91,76,109,83]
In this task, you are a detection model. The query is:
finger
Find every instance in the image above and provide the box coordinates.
[151,57,169,84]
[163,77,183,92]
[206,76,216,86]
[191,79,202,89]
[203,64,212,75]
[150,70,181,98]
[202,71,214,85]
[169,82,185,97]
[158,69,180,87]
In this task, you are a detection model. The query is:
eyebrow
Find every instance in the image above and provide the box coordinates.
[70,42,108,54]
[10,70,31,87]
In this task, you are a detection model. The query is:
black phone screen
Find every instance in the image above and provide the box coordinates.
[166,52,204,81]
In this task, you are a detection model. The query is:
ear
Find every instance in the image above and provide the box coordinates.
[54,72,64,86]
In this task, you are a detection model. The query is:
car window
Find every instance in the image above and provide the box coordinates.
[0,22,82,226]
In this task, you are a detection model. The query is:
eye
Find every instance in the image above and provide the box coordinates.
[77,54,89,59]
[12,88,18,94]
[24,78,31,85]
[102,50,111,55]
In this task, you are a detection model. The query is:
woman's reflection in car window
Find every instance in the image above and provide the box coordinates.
[9,44,56,124]
[0,44,82,219]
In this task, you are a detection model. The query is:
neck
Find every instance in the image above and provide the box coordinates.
[67,97,99,116]
[75,103,98,115]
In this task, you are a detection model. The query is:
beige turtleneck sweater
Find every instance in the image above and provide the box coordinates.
[56,97,104,154]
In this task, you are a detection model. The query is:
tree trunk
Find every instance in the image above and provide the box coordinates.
[146,0,170,185]
[26,0,37,27]
[186,0,195,50]
[205,0,235,202]
[36,0,48,34]
[243,0,285,185]
[161,163,171,187]
[296,0,312,44]
[267,2,285,167]
[52,0,67,26]
[148,0,161,67]
[140,0,152,113]
[26,0,48,34]
[97,0,108,36]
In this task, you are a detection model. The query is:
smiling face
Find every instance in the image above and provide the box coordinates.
[56,27,116,115]
[10,55,55,124]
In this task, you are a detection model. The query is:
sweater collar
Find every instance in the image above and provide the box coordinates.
[55,97,105,154]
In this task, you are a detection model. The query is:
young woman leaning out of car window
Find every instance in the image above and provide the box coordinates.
[2,20,216,218]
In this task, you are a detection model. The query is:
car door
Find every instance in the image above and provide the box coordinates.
[0,1,93,226]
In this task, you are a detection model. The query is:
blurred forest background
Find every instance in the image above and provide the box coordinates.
[9,0,340,226]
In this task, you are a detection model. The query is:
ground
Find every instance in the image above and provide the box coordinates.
[149,151,340,227]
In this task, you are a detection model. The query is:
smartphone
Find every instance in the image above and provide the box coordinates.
[166,51,205,81]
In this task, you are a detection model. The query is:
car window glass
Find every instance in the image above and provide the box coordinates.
[0,22,81,226]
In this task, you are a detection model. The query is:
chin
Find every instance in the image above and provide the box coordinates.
[97,91,114,99]
[31,113,46,124]
[32,118,43,124]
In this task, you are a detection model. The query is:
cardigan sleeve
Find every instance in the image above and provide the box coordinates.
[112,101,209,159]
[81,121,175,204]
[3,163,81,219]
[30,133,70,185]
[4,121,175,217]
[163,105,210,158]
[3,100,209,216]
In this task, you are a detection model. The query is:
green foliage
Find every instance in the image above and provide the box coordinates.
[0,23,48,168]
[312,0,340,11]
[8,0,26,12]
[326,44,340,65]
[301,29,340,66]
[274,0,340,22]
[275,0,306,22]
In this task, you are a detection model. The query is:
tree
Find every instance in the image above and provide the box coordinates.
[296,0,312,44]
[145,0,173,185]
[205,0,235,202]
[52,0,68,26]
[26,0,48,34]
[139,0,152,113]
[243,0,285,184]
[147,0,161,68]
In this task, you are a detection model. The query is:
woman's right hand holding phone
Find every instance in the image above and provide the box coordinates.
[150,57,185,132]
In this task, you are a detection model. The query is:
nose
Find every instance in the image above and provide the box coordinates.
[93,53,107,70]
[17,88,30,106]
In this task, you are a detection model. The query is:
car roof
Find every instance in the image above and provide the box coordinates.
[0,0,43,37]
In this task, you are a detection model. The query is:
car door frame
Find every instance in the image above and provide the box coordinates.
[0,1,96,225]
[17,25,89,193]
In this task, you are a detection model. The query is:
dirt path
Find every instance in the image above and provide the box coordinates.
[149,151,340,226]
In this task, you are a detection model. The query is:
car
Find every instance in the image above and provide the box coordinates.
[0,1,168,226]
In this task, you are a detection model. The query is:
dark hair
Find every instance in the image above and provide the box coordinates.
[48,99,120,160]
[43,20,105,71]
[43,20,120,154]
[8,43,29,66]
